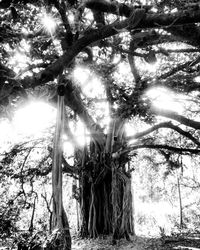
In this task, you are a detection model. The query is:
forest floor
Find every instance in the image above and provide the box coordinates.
[72,234,200,250]
[1,233,200,250]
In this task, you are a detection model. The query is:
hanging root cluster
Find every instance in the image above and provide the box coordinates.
[112,164,134,243]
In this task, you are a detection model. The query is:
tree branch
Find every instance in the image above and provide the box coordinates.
[152,107,200,130]
[167,24,200,48]
[128,39,141,83]
[122,144,200,156]
[126,121,200,146]
[85,0,151,17]
[53,0,72,32]
[159,48,200,54]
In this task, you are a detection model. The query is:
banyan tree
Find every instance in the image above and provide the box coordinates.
[2,0,200,249]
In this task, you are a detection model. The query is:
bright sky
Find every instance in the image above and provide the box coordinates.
[0,101,56,154]
[12,101,56,137]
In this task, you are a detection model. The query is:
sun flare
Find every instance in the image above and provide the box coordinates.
[13,102,56,137]
[40,12,57,35]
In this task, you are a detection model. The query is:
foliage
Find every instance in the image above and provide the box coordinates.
[0,197,19,237]
[133,148,200,236]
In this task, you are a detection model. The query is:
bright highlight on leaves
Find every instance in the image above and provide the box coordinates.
[8,40,31,74]
[9,51,28,74]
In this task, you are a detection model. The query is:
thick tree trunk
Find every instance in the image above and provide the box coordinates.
[79,165,113,237]
[78,151,134,241]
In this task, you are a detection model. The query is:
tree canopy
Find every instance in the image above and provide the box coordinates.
[0,0,200,149]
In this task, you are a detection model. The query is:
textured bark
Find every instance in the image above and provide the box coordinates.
[79,154,113,238]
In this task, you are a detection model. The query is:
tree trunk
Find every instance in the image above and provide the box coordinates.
[78,149,134,241]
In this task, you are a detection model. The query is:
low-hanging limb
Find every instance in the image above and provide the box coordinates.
[126,121,200,147]
[118,144,200,157]
[152,107,200,130]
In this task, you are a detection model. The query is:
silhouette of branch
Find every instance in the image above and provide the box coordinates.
[127,121,200,146]
[122,144,200,156]
[152,108,200,130]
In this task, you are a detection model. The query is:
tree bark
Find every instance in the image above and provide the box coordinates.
[78,119,134,241]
